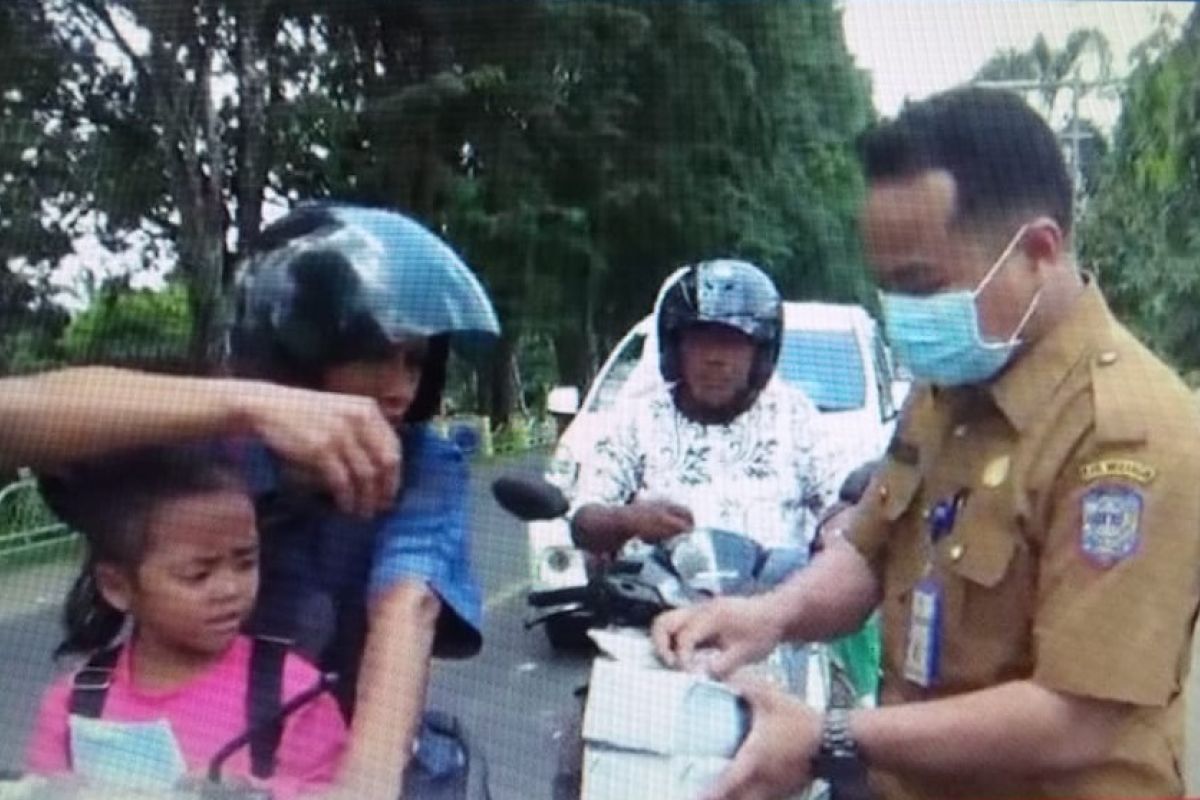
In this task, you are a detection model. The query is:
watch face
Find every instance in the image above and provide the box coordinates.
[812,752,869,785]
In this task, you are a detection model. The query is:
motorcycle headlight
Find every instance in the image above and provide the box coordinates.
[536,546,588,589]
[545,454,579,493]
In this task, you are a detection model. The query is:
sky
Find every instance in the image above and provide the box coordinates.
[840,0,1193,126]
[43,0,1198,311]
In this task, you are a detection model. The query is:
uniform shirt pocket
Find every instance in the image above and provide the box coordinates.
[939,489,1035,689]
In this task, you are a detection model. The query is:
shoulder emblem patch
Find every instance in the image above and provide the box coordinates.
[1080,485,1143,568]
[1079,459,1157,485]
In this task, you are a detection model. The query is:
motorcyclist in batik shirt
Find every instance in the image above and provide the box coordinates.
[570,260,844,556]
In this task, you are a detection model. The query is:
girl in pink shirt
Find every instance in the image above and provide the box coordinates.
[25,447,347,798]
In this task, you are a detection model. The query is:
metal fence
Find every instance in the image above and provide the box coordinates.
[0,469,73,559]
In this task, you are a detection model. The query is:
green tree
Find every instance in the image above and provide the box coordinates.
[60,281,193,368]
[974,29,1114,210]
[437,1,874,409]
[975,29,1113,115]
[4,0,874,422]
[1079,7,1200,371]
[0,0,75,374]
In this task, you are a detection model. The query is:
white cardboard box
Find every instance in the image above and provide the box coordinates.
[580,656,747,800]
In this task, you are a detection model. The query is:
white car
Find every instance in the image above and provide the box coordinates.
[530,301,909,649]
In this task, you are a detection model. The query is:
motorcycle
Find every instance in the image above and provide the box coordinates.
[492,475,870,800]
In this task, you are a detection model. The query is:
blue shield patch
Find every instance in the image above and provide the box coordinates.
[1080,485,1143,568]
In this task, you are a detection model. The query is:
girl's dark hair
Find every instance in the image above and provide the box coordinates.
[405,333,450,424]
[38,446,246,658]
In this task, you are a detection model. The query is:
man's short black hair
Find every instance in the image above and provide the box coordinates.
[859,87,1073,233]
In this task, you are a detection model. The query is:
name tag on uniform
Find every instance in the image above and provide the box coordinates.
[903,577,942,688]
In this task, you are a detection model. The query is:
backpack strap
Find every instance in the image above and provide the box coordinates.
[246,635,288,779]
[69,646,121,718]
[209,637,337,784]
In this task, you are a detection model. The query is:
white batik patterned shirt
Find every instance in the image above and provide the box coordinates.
[570,377,843,550]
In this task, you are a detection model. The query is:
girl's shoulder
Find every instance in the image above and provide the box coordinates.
[36,668,76,714]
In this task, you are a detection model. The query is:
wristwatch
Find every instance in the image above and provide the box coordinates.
[811,707,868,785]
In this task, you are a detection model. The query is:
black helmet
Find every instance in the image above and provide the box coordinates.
[657,260,783,392]
[230,203,500,422]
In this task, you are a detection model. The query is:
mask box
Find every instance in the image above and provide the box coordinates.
[580,655,748,800]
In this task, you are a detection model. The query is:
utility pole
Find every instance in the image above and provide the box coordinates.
[972,76,1125,220]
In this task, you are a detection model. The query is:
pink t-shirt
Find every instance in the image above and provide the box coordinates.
[26,636,347,798]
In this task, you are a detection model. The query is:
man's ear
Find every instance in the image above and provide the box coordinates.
[95,563,134,613]
[1021,217,1065,269]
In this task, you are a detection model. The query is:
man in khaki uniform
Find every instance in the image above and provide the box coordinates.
[652,87,1200,800]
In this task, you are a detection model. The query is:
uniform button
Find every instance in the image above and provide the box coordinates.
[953,424,968,438]
[949,543,965,561]
[1097,351,1118,366]
[879,484,890,501]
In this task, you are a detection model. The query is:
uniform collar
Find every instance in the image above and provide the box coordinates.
[988,277,1114,432]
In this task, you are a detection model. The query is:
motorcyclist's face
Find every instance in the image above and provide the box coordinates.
[322,338,427,424]
[678,324,756,411]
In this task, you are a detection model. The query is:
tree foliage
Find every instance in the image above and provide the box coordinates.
[2,0,874,418]
[975,29,1113,114]
[973,28,1115,210]
[1078,7,1200,373]
[60,281,192,367]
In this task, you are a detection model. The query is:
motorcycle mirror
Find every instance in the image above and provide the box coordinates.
[491,474,570,521]
[755,547,806,590]
[667,528,760,597]
[839,459,880,505]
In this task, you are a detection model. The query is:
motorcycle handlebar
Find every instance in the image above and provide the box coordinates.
[527,585,591,609]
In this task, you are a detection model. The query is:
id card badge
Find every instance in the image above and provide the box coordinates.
[903,577,942,688]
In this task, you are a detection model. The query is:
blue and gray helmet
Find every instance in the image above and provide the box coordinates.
[656,260,783,392]
[230,203,500,421]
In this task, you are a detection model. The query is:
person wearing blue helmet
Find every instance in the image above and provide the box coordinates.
[229,202,500,799]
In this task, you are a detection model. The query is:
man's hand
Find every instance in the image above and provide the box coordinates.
[621,497,694,542]
[701,677,821,800]
[572,497,693,553]
[237,383,401,517]
[652,595,783,679]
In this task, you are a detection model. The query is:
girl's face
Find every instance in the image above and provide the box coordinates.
[322,338,428,424]
[99,489,259,659]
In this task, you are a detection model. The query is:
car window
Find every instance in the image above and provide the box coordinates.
[589,333,647,412]
[777,329,866,412]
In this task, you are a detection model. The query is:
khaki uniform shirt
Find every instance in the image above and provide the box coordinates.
[847,282,1200,800]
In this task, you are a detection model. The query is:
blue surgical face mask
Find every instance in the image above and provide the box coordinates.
[68,715,187,790]
[880,224,1041,387]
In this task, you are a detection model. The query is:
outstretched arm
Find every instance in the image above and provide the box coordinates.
[0,367,399,516]
[702,678,1125,800]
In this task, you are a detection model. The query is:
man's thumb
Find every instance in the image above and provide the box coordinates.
[706,645,747,681]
